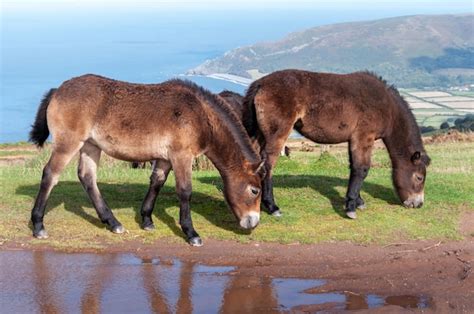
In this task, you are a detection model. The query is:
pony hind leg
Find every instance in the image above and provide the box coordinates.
[171,155,202,246]
[345,134,375,219]
[78,142,124,233]
[31,142,83,238]
[140,159,172,230]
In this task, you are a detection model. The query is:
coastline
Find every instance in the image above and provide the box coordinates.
[181,73,253,87]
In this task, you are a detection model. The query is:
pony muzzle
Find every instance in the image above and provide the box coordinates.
[240,211,260,229]
[403,192,424,208]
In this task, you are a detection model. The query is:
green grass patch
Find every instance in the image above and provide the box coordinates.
[0,150,36,157]
[0,142,473,249]
[0,142,32,148]
[450,91,474,97]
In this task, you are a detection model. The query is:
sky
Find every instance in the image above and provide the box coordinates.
[2,0,473,11]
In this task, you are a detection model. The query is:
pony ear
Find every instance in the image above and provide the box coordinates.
[411,151,421,164]
[253,160,267,179]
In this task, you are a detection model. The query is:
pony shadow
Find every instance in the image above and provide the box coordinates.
[198,174,399,217]
[16,181,250,240]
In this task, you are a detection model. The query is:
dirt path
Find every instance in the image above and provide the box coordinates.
[3,238,473,312]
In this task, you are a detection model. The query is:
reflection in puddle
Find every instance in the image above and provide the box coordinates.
[273,278,430,311]
[0,251,429,313]
[273,278,345,310]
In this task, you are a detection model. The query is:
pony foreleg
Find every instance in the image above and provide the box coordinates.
[140,159,172,230]
[345,167,370,218]
[345,138,374,219]
[172,157,202,246]
[261,162,281,216]
[260,133,291,217]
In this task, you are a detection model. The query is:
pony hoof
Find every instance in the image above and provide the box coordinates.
[112,225,125,234]
[271,210,282,217]
[357,204,367,210]
[346,211,357,219]
[142,224,155,231]
[34,229,49,239]
[188,237,203,247]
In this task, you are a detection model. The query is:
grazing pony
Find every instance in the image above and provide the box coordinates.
[243,69,430,218]
[218,90,245,119]
[139,90,248,238]
[130,90,244,169]
[29,75,264,246]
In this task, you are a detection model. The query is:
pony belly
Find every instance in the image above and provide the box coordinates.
[103,146,169,162]
[296,124,351,145]
[90,130,171,162]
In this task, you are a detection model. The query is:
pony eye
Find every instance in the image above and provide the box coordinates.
[250,186,260,196]
[415,175,424,182]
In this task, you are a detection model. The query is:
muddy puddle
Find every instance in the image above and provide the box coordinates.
[0,251,429,313]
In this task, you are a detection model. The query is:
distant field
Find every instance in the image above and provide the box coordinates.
[438,101,474,109]
[400,89,474,128]
[408,91,451,98]
[450,91,474,97]
[408,102,442,109]
[420,115,459,128]
[401,96,419,103]
[426,96,473,102]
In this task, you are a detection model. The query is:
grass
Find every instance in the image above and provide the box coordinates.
[0,150,36,157]
[0,141,473,250]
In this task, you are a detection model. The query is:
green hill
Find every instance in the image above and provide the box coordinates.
[188,14,474,88]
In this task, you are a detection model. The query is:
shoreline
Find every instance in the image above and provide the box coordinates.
[181,73,253,86]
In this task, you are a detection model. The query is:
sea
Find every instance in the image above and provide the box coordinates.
[1,5,468,143]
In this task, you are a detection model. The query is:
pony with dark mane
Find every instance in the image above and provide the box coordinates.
[29,75,264,246]
[218,90,245,119]
[243,69,430,218]
[130,90,244,169]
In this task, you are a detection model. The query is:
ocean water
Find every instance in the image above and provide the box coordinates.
[1,5,469,143]
[1,8,317,142]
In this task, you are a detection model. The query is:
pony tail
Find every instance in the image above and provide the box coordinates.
[29,88,56,147]
[242,82,261,138]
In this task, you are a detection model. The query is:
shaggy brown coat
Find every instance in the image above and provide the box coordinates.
[29,75,264,245]
[243,69,430,218]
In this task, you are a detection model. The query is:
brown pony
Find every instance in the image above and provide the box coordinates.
[29,75,264,246]
[139,90,248,237]
[131,90,244,169]
[243,69,431,219]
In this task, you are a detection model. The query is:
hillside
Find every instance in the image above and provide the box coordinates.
[189,14,474,88]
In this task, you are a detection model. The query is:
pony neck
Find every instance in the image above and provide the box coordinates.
[204,120,251,177]
[200,96,260,176]
[382,107,424,166]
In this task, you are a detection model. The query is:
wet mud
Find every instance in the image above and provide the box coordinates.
[1,250,431,313]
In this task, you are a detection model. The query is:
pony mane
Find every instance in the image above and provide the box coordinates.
[356,71,411,110]
[358,71,429,163]
[165,79,260,164]
[218,90,244,116]
[219,90,242,98]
